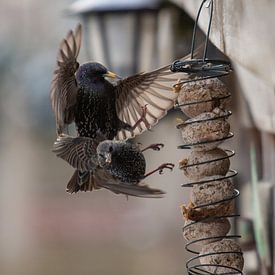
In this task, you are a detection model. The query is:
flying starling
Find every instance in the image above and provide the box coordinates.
[50,24,192,140]
[53,135,174,198]
[97,140,174,183]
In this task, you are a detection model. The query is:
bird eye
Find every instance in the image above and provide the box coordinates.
[109,146,113,152]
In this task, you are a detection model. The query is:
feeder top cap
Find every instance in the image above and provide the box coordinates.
[68,0,162,14]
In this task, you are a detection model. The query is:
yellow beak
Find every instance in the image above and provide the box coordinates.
[104,71,120,79]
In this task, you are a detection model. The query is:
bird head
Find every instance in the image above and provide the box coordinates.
[76,62,121,85]
[97,140,118,168]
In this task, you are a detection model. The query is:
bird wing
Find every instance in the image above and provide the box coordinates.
[94,169,165,198]
[52,135,99,172]
[114,52,194,140]
[50,24,82,134]
[53,135,165,198]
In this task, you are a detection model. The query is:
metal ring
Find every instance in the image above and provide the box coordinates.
[185,234,243,275]
[171,59,232,74]
[176,111,232,128]
[188,263,243,275]
[181,169,238,187]
[177,132,234,149]
[191,188,239,210]
[185,235,242,254]
[174,94,231,109]
[180,149,235,169]
[182,214,240,231]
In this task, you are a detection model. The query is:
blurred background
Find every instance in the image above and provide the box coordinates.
[0,0,274,274]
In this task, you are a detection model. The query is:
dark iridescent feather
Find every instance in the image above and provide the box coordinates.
[74,65,129,139]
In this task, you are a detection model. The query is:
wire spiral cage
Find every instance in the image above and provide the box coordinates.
[179,144,243,274]
[170,0,243,274]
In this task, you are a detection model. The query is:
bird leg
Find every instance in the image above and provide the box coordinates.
[141,143,164,152]
[143,163,174,178]
[131,105,151,131]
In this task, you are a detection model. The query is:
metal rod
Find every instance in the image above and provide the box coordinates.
[190,0,208,59]
[190,0,215,61]
[203,0,214,61]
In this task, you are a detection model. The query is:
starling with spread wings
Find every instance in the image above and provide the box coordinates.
[53,135,173,198]
[50,24,191,140]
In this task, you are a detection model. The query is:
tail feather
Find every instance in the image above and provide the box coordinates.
[66,169,165,198]
[66,170,99,193]
[94,169,165,198]
[100,182,165,198]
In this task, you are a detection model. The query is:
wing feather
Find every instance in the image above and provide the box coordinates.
[114,66,182,139]
[114,49,203,139]
[94,170,165,198]
[50,24,82,134]
[52,135,99,172]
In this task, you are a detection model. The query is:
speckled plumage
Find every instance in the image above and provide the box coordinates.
[74,63,130,139]
[97,140,146,183]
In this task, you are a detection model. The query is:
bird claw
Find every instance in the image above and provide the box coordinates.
[151,143,164,151]
[143,163,174,178]
[141,143,164,153]
[158,163,175,174]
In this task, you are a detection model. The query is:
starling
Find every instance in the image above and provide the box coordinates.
[53,135,174,197]
[50,24,192,140]
[97,140,174,184]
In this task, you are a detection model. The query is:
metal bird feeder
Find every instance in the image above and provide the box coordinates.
[171,0,244,274]
[68,0,177,76]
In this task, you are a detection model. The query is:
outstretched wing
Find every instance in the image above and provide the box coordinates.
[52,135,99,172]
[53,135,165,197]
[50,24,82,134]
[114,53,194,140]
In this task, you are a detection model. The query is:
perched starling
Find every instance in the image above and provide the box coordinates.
[53,135,174,197]
[50,24,192,140]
